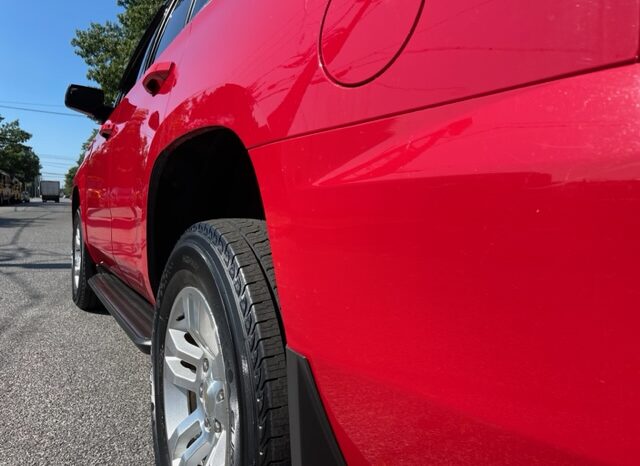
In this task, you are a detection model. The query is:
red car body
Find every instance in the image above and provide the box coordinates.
[74,0,640,463]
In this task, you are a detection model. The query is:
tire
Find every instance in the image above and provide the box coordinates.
[152,219,289,466]
[72,210,100,310]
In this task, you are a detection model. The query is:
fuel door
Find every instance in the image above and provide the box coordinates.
[319,0,424,87]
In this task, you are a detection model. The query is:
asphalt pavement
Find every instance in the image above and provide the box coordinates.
[0,199,154,465]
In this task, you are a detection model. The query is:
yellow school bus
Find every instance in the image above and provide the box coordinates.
[11,177,23,203]
[0,170,12,205]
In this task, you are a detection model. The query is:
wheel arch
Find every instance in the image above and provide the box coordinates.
[72,186,80,218]
[146,126,266,297]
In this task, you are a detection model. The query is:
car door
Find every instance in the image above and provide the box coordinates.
[82,131,115,266]
[107,0,194,296]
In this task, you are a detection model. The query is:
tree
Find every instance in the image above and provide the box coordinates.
[0,115,41,181]
[72,0,164,104]
[64,166,79,197]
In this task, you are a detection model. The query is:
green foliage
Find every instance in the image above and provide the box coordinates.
[0,115,41,181]
[72,0,164,104]
[71,22,123,104]
[64,166,79,197]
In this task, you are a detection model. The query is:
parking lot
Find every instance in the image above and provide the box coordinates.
[0,200,154,464]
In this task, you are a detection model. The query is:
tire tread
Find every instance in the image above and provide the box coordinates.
[185,219,289,465]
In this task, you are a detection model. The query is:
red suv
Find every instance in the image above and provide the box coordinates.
[66,0,640,464]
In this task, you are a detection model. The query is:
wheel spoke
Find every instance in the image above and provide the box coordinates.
[179,428,214,466]
[207,431,226,466]
[165,357,199,392]
[185,296,220,361]
[166,329,204,367]
[165,329,204,392]
[168,409,206,463]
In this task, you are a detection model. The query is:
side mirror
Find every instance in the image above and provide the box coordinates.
[64,85,113,123]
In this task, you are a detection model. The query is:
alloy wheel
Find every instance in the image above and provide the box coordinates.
[163,286,230,466]
[72,224,81,291]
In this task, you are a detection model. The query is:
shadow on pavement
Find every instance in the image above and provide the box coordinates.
[0,262,71,270]
[0,217,48,229]
[84,306,110,316]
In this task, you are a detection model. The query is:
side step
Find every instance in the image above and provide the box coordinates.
[88,272,154,353]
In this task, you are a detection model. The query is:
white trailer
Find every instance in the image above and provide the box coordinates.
[40,180,61,203]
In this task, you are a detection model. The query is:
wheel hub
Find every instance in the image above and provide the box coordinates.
[202,380,225,427]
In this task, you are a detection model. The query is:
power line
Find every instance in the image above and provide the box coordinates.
[42,162,74,168]
[0,151,77,164]
[0,100,67,109]
[0,144,81,166]
[42,159,73,164]
[0,104,84,118]
[41,159,74,164]
[38,156,76,162]
[38,153,79,161]
[40,158,77,164]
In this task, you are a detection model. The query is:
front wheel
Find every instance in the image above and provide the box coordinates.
[152,219,289,466]
[72,211,100,310]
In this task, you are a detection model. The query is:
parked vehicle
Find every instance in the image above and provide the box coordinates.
[40,180,60,203]
[22,191,30,203]
[0,170,11,205]
[65,0,640,464]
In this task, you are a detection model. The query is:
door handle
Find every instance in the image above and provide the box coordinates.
[142,61,175,96]
[100,121,115,139]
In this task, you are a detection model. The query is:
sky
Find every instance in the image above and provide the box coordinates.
[0,1,122,183]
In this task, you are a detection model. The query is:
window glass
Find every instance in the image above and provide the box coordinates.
[119,4,166,94]
[136,26,161,81]
[190,0,211,20]
[153,0,191,61]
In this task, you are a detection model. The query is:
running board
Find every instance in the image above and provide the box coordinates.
[88,272,154,353]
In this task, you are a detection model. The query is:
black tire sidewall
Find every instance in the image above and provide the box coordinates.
[71,210,99,310]
[152,233,258,466]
